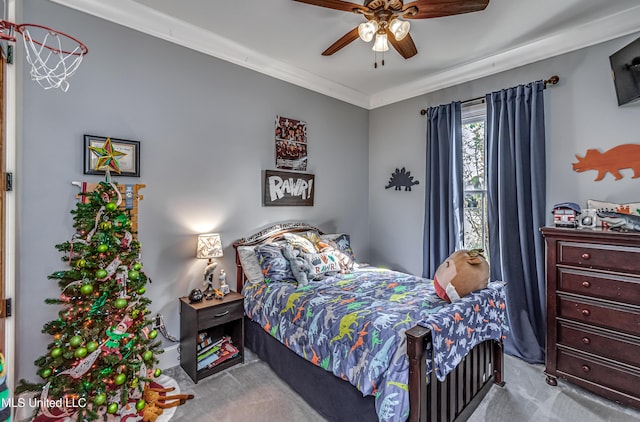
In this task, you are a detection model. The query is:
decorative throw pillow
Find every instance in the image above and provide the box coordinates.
[303,251,342,278]
[283,232,318,254]
[587,199,640,226]
[587,199,640,215]
[254,243,296,284]
[321,233,356,261]
[237,245,264,284]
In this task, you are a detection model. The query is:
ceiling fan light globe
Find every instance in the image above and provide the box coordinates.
[389,18,410,41]
[358,20,378,42]
[372,32,389,52]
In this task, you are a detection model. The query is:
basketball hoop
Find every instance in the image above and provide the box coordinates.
[0,20,88,92]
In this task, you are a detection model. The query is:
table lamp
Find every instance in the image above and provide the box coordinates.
[196,233,223,299]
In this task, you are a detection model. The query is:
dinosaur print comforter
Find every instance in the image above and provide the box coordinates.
[243,268,507,422]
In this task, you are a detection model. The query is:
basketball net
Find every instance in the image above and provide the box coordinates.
[19,27,85,92]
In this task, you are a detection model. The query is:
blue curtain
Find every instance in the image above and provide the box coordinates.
[423,102,463,278]
[486,81,547,363]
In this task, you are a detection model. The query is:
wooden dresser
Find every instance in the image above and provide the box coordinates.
[541,227,640,410]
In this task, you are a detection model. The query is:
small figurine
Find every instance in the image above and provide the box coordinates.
[218,269,230,295]
[203,261,218,300]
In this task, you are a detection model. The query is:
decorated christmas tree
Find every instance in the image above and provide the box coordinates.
[17,141,164,420]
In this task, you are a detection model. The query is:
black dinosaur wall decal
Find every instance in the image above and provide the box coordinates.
[385,167,419,191]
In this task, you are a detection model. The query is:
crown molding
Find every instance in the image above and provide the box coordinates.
[369,5,640,109]
[51,0,640,110]
[49,0,371,108]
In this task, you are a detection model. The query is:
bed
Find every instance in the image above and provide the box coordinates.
[233,223,506,422]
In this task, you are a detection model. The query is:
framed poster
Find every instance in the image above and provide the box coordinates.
[275,115,307,171]
[263,170,314,206]
[84,135,140,177]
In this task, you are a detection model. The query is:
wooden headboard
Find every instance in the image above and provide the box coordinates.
[232,222,324,292]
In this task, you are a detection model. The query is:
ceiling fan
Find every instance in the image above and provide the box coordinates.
[293,0,489,64]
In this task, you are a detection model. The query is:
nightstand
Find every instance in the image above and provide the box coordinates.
[179,291,244,383]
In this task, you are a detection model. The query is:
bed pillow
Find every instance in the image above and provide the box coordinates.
[237,245,264,284]
[303,251,342,278]
[254,243,296,284]
[283,232,318,254]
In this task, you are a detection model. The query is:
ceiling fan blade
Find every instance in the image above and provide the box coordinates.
[388,31,418,59]
[293,0,369,13]
[403,0,489,19]
[322,27,360,56]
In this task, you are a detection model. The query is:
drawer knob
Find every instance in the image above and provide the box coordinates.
[582,337,591,345]
[581,253,591,260]
[581,365,590,373]
[581,281,591,288]
[214,310,230,318]
[581,309,591,317]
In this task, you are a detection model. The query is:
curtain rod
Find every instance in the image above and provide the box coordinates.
[419,75,560,115]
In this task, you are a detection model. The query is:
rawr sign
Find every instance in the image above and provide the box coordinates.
[263,170,315,206]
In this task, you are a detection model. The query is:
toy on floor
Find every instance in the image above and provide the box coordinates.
[142,384,194,422]
[433,249,489,302]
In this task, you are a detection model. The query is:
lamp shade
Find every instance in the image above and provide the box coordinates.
[372,32,389,52]
[196,233,223,259]
[358,20,378,42]
[389,18,410,41]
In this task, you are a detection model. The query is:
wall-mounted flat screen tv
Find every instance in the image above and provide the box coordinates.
[609,36,640,106]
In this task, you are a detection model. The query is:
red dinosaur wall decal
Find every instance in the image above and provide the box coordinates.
[572,144,640,181]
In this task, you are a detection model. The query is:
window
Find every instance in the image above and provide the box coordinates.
[461,101,488,253]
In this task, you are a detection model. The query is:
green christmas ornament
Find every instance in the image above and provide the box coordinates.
[148,330,158,339]
[133,262,142,271]
[137,287,146,295]
[86,341,99,353]
[97,244,108,253]
[82,381,92,392]
[99,221,112,230]
[142,350,153,361]
[136,399,146,411]
[107,402,119,414]
[100,367,113,377]
[41,368,52,378]
[131,309,140,318]
[95,269,108,279]
[74,347,88,359]
[114,373,127,385]
[128,270,140,281]
[69,335,83,348]
[114,298,128,309]
[130,377,139,388]
[76,259,87,268]
[154,368,162,377]
[106,202,117,211]
[80,284,94,295]
[93,393,106,406]
[50,347,62,358]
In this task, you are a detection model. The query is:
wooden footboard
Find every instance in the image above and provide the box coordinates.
[406,326,504,422]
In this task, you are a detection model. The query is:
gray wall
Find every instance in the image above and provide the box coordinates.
[17,0,369,379]
[369,33,640,276]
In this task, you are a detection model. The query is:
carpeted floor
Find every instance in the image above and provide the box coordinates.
[165,349,640,422]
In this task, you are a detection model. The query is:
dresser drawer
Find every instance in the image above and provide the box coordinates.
[557,321,640,368]
[558,241,640,273]
[198,300,244,328]
[558,296,640,336]
[557,348,640,399]
[558,268,640,305]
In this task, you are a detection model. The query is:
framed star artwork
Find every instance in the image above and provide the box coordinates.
[83,135,140,177]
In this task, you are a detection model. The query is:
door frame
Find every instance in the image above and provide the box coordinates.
[3,0,18,396]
